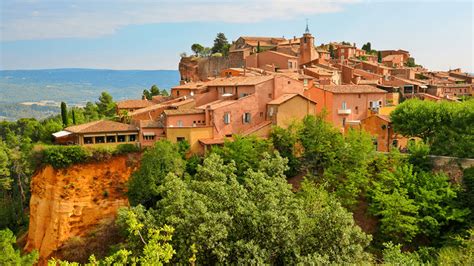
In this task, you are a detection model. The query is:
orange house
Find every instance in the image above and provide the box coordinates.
[306,85,387,130]
[245,50,299,71]
[359,114,409,152]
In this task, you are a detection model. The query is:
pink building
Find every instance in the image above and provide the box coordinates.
[309,85,387,130]
[245,50,299,71]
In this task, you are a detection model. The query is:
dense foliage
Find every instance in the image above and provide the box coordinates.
[391,99,474,158]
[0,229,38,265]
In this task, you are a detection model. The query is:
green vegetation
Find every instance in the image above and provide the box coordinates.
[329,44,335,59]
[143,84,168,100]
[42,146,89,168]
[391,99,474,158]
[61,102,68,127]
[0,229,38,265]
[378,51,382,63]
[189,32,230,58]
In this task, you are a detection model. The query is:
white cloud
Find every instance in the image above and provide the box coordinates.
[1,0,359,41]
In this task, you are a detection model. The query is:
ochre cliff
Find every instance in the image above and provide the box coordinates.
[25,154,140,262]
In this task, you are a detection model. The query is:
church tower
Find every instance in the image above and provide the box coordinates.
[299,20,318,65]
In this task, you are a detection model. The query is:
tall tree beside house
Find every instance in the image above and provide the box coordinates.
[329,44,335,59]
[96,91,116,118]
[71,109,76,125]
[60,102,68,127]
[191,43,204,56]
[257,41,261,53]
[211,32,229,54]
[378,51,383,63]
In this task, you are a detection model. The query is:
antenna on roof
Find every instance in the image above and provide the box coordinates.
[305,18,310,33]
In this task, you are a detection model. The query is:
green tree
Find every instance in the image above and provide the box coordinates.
[143,89,152,100]
[361,42,371,53]
[0,229,38,265]
[211,33,229,54]
[71,109,76,125]
[60,101,68,127]
[270,124,301,176]
[127,140,185,207]
[150,85,160,96]
[406,57,416,67]
[329,44,335,59]
[96,91,116,117]
[191,43,204,56]
[378,51,383,63]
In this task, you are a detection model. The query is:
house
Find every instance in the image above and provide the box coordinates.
[60,120,139,146]
[359,114,409,152]
[170,82,206,98]
[426,84,472,99]
[307,85,387,130]
[335,45,356,60]
[379,49,411,63]
[382,54,404,68]
[116,99,154,113]
[245,50,299,71]
[267,93,317,128]
[133,120,165,147]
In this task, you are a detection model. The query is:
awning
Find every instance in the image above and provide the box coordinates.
[143,132,156,136]
[420,85,428,89]
[52,131,72,138]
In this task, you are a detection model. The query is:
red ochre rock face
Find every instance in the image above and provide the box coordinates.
[24,154,140,263]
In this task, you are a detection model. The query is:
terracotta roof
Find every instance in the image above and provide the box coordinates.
[196,99,238,110]
[376,114,391,122]
[264,50,298,59]
[139,120,163,128]
[205,75,273,86]
[117,99,154,109]
[170,98,195,107]
[321,85,387,94]
[306,67,333,76]
[278,72,314,80]
[382,54,403,61]
[163,109,205,116]
[199,138,226,145]
[267,93,317,105]
[242,120,272,136]
[172,82,206,90]
[129,104,166,116]
[65,120,138,134]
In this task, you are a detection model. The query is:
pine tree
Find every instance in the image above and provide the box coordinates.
[72,109,76,125]
[378,51,383,63]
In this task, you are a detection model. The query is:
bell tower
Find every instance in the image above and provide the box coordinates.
[299,19,318,65]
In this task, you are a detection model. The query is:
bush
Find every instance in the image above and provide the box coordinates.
[43,146,88,168]
[115,144,140,154]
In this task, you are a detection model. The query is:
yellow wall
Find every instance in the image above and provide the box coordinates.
[379,106,396,116]
[273,96,316,128]
[165,126,213,154]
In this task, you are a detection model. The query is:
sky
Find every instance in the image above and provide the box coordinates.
[0,0,473,72]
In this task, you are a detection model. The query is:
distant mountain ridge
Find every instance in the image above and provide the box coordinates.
[0,68,180,120]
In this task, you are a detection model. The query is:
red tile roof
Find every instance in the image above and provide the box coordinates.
[116,99,154,109]
[321,85,387,94]
[267,93,317,105]
[65,120,138,134]
[204,75,273,86]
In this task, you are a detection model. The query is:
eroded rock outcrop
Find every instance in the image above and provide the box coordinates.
[25,154,140,261]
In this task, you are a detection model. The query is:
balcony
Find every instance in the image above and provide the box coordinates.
[337,109,351,115]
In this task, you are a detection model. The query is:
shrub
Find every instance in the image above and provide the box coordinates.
[115,144,140,155]
[43,146,88,168]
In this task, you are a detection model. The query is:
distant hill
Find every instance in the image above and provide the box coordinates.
[0,68,180,120]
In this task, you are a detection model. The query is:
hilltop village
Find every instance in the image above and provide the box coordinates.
[53,27,473,154]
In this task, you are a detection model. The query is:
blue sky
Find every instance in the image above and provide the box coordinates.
[1,0,472,72]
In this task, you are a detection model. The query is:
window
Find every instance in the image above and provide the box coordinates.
[219,87,224,94]
[355,106,359,114]
[95,136,105,143]
[129,135,137,142]
[224,112,231,124]
[304,37,307,44]
[106,136,116,143]
[358,94,361,98]
[342,101,347,110]
[378,100,382,107]
[117,135,126,142]
[288,61,293,69]
[287,81,291,84]
[177,137,185,142]
[240,93,249,98]
[342,118,346,127]
[84,137,93,144]
[392,139,399,148]
[144,135,155,141]
[177,120,183,127]
[243,112,251,123]
[269,107,274,117]
[177,90,180,96]
[268,93,272,98]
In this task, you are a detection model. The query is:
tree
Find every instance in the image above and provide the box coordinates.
[257,41,261,53]
[0,229,38,265]
[270,124,301,176]
[143,89,152,100]
[191,43,204,56]
[96,92,116,117]
[329,44,335,59]
[122,152,371,264]
[60,102,68,127]
[127,140,185,207]
[0,140,12,190]
[150,85,160,96]
[71,109,76,125]
[362,42,372,53]
[406,57,416,67]
[211,33,229,54]
[378,51,383,63]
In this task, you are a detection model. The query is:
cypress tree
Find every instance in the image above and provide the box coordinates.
[60,102,68,127]
[72,109,76,125]
[377,51,382,63]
